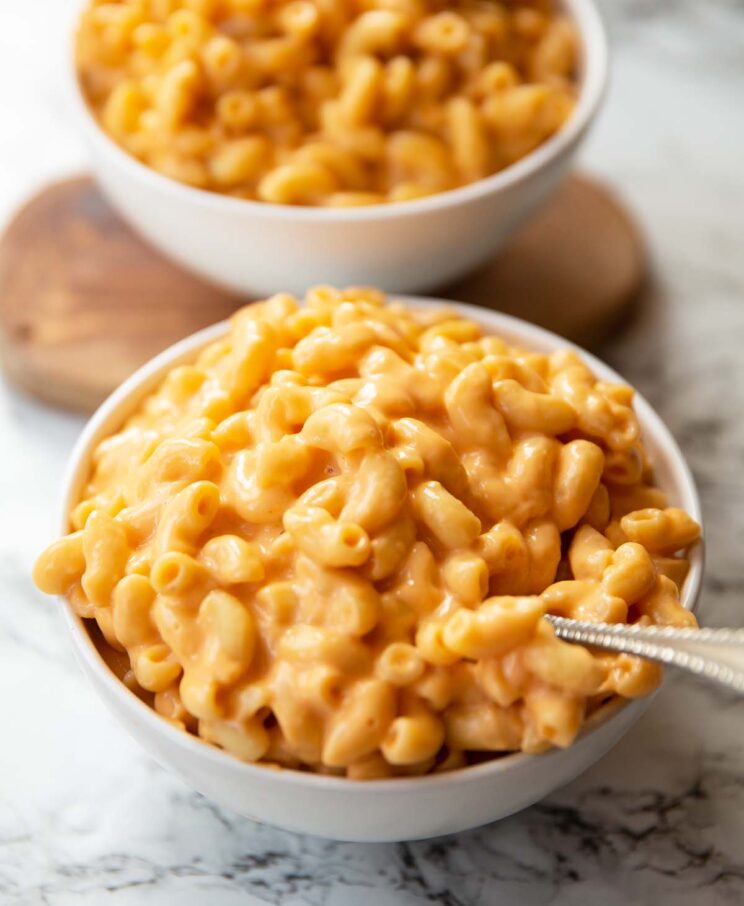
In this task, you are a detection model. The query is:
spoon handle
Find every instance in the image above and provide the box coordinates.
[546,616,744,695]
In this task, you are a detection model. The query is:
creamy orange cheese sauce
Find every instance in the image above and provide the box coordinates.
[34,288,700,778]
[76,0,578,206]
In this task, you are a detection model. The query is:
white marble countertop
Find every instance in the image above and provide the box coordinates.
[2,1,744,903]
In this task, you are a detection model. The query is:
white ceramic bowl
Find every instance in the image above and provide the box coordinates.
[68,0,608,297]
[55,298,703,842]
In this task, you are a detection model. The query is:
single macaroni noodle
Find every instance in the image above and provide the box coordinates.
[34,288,700,777]
[76,0,578,206]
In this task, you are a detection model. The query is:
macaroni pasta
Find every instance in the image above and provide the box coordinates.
[34,288,700,777]
[76,0,578,205]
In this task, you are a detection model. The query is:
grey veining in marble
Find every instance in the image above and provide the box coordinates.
[2,0,744,903]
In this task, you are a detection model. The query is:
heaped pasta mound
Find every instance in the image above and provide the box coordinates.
[34,288,700,777]
[76,0,578,206]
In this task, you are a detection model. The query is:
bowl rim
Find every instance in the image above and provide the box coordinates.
[68,0,608,223]
[56,296,704,794]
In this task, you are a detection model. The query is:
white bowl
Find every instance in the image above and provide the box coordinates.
[68,0,608,297]
[55,298,703,842]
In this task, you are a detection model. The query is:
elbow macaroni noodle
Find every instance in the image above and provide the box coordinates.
[34,288,700,777]
[76,0,578,206]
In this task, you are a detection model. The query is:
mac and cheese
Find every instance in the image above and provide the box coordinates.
[34,288,700,777]
[77,0,578,206]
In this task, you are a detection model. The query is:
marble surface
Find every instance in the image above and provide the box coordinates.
[2,0,744,903]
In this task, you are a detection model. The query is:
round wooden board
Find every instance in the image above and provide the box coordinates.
[0,174,646,413]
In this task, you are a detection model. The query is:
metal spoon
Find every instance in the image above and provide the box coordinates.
[546,616,744,694]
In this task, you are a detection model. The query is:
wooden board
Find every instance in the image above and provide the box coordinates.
[0,174,646,413]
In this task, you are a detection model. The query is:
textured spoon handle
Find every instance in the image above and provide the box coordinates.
[546,617,744,694]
